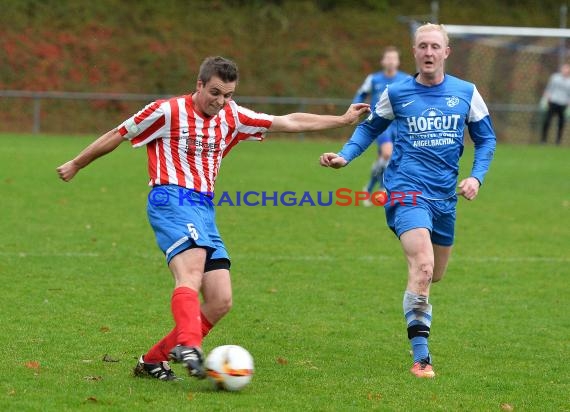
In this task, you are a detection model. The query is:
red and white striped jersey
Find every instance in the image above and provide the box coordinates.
[117,95,273,193]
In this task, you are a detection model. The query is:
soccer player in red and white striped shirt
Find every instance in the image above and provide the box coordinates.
[57,56,369,381]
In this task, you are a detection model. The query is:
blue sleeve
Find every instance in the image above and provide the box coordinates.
[467,115,496,185]
[338,113,392,163]
[353,74,372,104]
[352,91,367,104]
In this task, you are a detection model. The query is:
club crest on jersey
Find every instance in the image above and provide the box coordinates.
[446,96,460,107]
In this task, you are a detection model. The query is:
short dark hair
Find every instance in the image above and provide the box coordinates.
[198,56,239,84]
[383,46,400,57]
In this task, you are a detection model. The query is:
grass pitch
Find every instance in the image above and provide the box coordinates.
[0,134,568,411]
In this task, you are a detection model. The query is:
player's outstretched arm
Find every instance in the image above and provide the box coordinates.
[269,103,369,133]
[319,89,393,170]
[319,153,347,169]
[319,109,392,170]
[56,128,124,182]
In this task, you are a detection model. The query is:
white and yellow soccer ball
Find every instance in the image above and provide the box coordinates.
[205,345,254,391]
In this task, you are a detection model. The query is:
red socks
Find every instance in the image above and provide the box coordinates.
[171,286,202,347]
[143,327,177,364]
[201,311,213,338]
[144,288,219,363]
[143,286,202,363]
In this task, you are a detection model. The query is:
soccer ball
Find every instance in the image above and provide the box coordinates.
[205,345,254,391]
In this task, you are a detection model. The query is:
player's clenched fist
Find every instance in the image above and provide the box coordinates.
[457,177,480,201]
[319,153,347,169]
[56,160,81,182]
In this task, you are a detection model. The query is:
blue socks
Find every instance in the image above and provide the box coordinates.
[367,157,389,193]
[403,291,432,362]
[410,336,429,362]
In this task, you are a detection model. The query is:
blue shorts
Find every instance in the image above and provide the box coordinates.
[384,193,457,246]
[376,124,395,151]
[376,133,392,148]
[146,185,230,265]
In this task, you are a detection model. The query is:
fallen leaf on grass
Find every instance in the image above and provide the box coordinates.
[83,376,102,381]
[187,392,194,401]
[8,389,15,396]
[86,396,97,403]
[24,361,40,370]
[100,326,110,333]
[276,357,288,365]
[367,392,382,401]
[102,354,119,362]
[297,359,318,370]
[500,404,514,411]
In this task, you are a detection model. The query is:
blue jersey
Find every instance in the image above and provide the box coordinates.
[354,71,409,146]
[339,74,496,200]
[353,70,410,109]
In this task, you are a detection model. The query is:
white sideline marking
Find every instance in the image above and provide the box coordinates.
[451,256,569,263]
[358,255,570,263]
[0,252,99,258]
[0,252,567,263]
[136,253,569,263]
[231,255,569,263]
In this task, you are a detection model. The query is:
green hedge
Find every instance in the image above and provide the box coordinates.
[0,0,563,133]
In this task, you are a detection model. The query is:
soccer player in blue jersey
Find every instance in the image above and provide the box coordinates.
[320,23,496,378]
[353,47,409,202]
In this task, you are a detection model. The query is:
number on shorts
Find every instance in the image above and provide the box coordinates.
[187,223,199,241]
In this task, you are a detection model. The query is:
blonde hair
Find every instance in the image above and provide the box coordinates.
[414,23,449,46]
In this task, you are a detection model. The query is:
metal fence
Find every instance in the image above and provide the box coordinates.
[0,90,546,143]
[0,90,353,134]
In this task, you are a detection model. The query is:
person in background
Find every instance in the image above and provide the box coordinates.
[541,63,570,145]
[353,47,409,205]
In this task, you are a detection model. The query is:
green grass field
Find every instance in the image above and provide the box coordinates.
[1,133,568,411]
